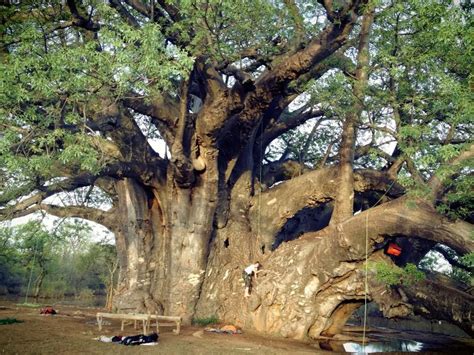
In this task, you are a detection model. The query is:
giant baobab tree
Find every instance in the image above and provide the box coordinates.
[1,0,472,339]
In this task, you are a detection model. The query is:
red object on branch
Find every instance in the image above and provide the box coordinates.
[386,243,402,256]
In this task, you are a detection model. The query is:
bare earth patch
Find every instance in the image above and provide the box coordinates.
[0,302,318,354]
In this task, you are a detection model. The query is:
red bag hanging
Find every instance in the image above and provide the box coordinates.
[386,243,402,256]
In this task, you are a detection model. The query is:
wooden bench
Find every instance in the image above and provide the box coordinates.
[96,313,182,335]
[96,312,151,334]
[149,315,181,335]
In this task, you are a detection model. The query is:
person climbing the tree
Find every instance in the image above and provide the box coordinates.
[243,262,261,298]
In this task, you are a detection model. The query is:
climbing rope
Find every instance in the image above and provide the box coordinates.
[254,119,264,262]
[362,209,369,349]
[361,178,397,348]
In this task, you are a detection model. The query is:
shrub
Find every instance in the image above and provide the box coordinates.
[192,315,219,326]
[0,318,23,325]
[371,262,425,286]
[77,288,95,300]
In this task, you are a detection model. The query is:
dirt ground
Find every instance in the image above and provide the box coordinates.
[0,302,323,354]
[1,301,473,354]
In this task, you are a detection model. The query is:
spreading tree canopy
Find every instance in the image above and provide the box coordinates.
[1,0,473,340]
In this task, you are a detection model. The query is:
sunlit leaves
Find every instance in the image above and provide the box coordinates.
[0,218,115,297]
[0,0,195,189]
[167,0,285,61]
[437,173,474,221]
[371,261,425,286]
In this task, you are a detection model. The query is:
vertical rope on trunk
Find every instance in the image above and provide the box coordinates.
[362,179,396,349]
[362,210,369,349]
[255,118,265,261]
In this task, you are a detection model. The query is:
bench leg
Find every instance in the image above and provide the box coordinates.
[175,321,181,335]
[97,315,102,331]
[121,320,125,331]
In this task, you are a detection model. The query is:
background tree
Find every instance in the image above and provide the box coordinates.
[13,221,58,301]
[0,226,24,295]
[77,242,118,310]
[0,219,116,302]
[1,0,472,339]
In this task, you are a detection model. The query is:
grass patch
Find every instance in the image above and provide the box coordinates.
[15,303,41,308]
[0,318,24,325]
[192,315,219,326]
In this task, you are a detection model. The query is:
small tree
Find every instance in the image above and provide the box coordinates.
[0,226,23,294]
[11,221,57,301]
[78,242,118,309]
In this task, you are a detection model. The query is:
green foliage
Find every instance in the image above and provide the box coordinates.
[436,174,474,220]
[266,1,472,190]
[459,253,474,268]
[0,219,116,299]
[0,318,24,325]
[168,0,287,62]
[77,242,118,291]
[451,252,474,285]
[0,0,470,221]
[192,315,219,326]
[371,261,425,286]
[451,267,473,286]
[0,0,194,187]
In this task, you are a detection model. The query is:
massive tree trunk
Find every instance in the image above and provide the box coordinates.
[106,148,473,340]
[195,194,473,339]
[111,147,221,323]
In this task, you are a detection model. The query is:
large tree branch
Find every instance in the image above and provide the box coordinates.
[0,159,166,221]
[106,106,163,164]
[195,59,243,149]
[109,0,140,28]
[0,174,97,218]
[250,167,403,246]
[169,76,196,187]
[303,196,474,256]
[249,197,472,339]
[262,108,326,147]
[330,4,374,225]
[40,203,115,230]
[121,91,179,147]
[401,279,474,336]
[216,1,365,162]
[429,143,474,202]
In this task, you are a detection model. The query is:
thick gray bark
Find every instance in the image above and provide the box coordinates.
[196,193,473,339]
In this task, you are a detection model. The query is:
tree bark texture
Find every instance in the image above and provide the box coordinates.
[108,159,473,340]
